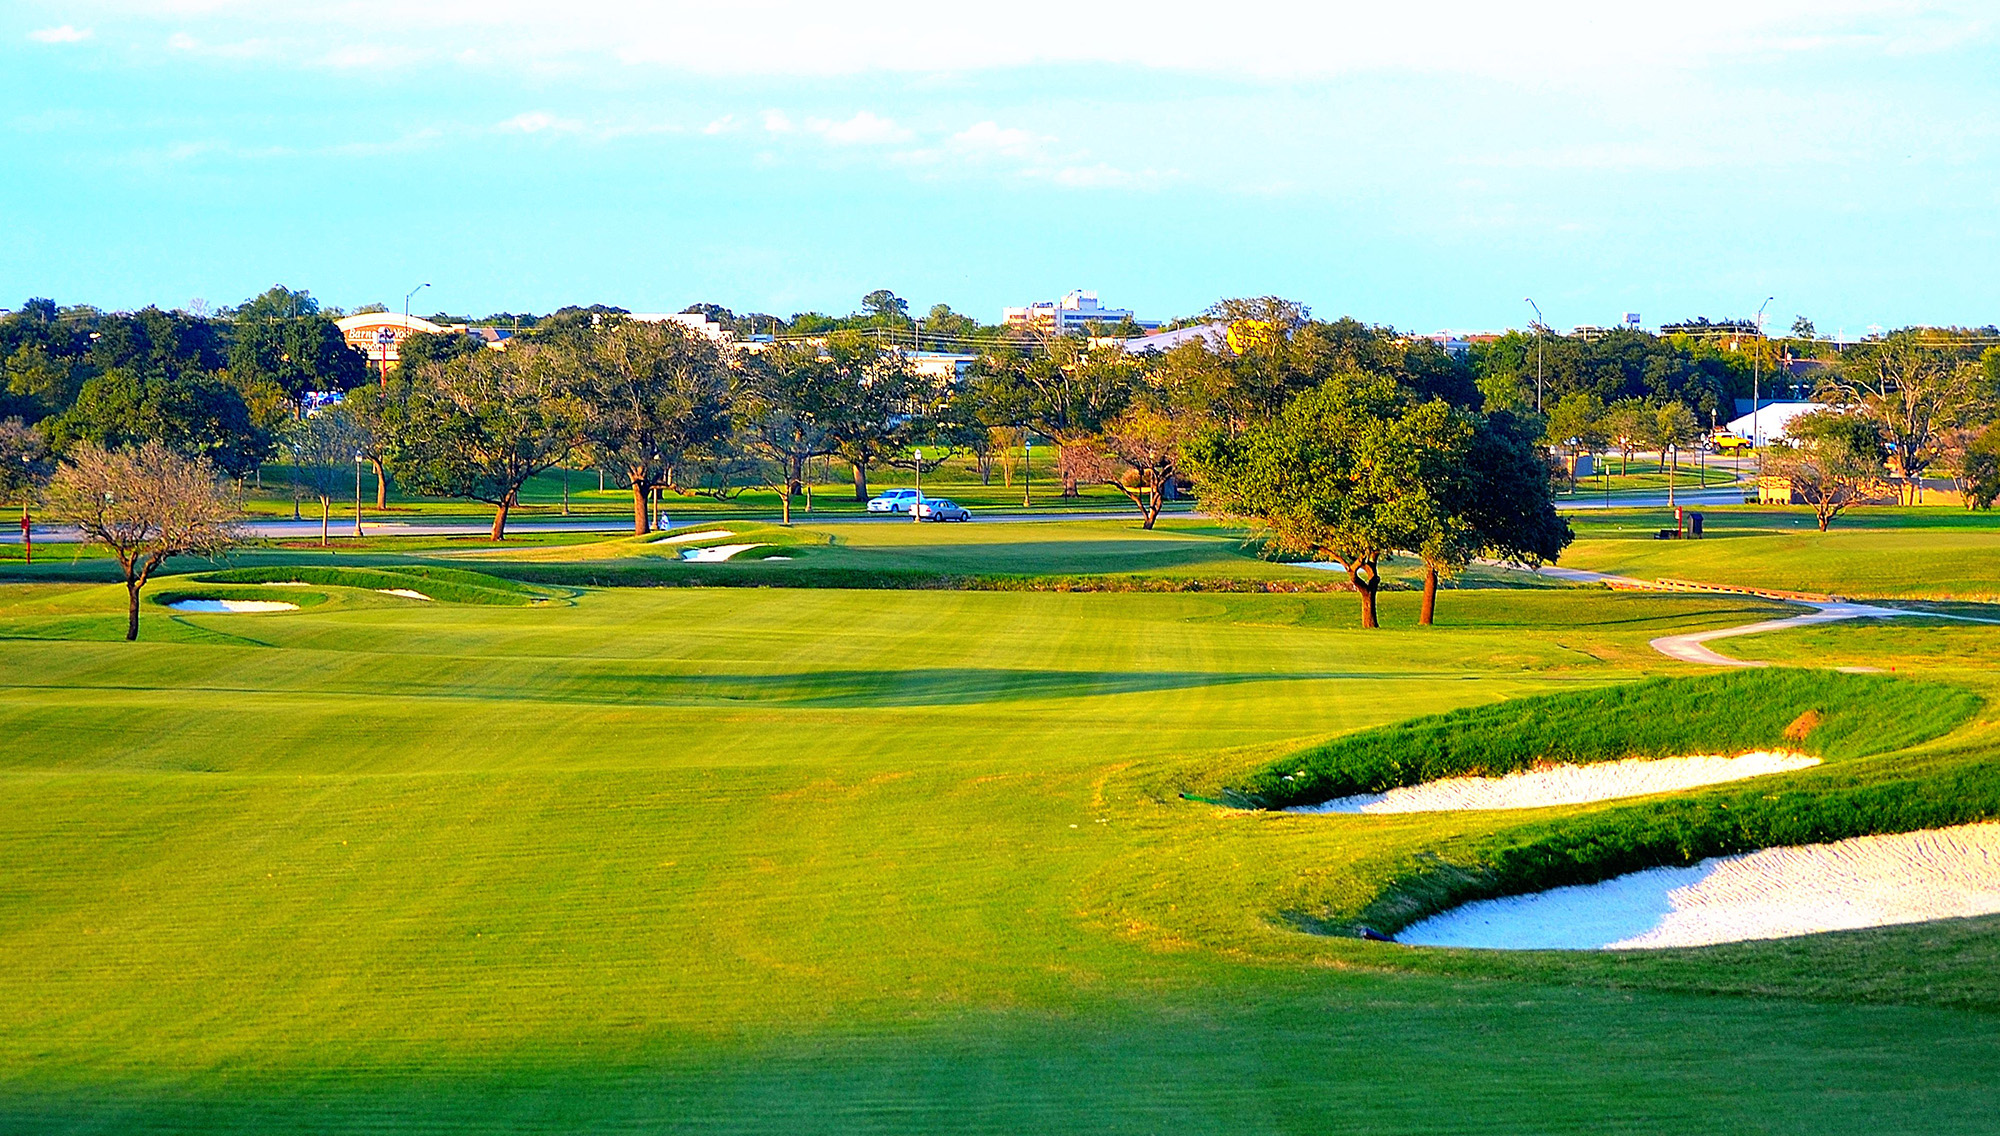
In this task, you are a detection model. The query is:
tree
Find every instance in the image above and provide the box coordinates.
[1601,398,1648,476]
[973,341,1134,497]
[816,335,916,503]
[1097,405,1191,529]
[227,286,368,412]
[1827,333,1984,503]
[1187,376,1406,628]
[567,319,733,533]
[1791,316,1817,340]
[45,368,271,479]
[41,441,241,641]
[1543,391,1605,490]
[392,344,581,539]
[0,417,51,509]
[1960,423,2000,510]
[861,290,909,322]
[738,342,841,523]
[1652,401,1699,509]
[283,407,364,546]
[1763,410,1886,531]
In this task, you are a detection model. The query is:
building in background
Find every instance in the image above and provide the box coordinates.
[1003,290,1158,334]
[336,312,458,373]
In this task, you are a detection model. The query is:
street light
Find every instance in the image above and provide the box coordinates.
[1023,437,1032,509]
[913,448,923,523]
[405,282,430,323]
[354,452,365,537]
[1524,298,1546,412]
[1752,296,1773,451]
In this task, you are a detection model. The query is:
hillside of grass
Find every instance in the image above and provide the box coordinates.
[194,564,557,605]
[1232,670,1980,809]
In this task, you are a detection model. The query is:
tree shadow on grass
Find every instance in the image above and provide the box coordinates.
[570,667,1411,708]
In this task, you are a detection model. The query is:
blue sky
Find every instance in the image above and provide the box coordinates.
[2,2,1996,333]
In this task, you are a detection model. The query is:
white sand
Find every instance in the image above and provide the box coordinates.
[1287,752,1820,814]
[656,529,734,544]
[167,599,299,613]
[682,543,764,562]
[1398,822,2000,950]
[259,581,313,587]
[376,588,433,601]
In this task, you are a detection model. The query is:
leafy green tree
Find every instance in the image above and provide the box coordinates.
[391,344,582,539]
[567,319,734,533]
[861,290,910,323]
[228,296,368,410]
[1959,422,2000,510]
[973,341,1135,497]
[1187,375,1407,628]
[1543,391,1606,488]
[1096,404,1193,529]
[737,342,843,523]
[0,417,51,508]
[40,440,242,640]
[45,369,270,478]
[1653,400,1700,508]
[1602,398,1649,475]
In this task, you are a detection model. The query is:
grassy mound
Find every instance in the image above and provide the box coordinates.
[1233,670,1978,810]
[193,564,553,606]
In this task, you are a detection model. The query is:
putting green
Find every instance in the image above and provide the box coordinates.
[2,566,1999,1132]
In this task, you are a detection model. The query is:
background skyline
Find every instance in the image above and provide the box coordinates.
[3,1,1996,335]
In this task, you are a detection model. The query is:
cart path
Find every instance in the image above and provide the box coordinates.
[1505,562,2000,667]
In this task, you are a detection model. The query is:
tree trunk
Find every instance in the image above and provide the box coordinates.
[1348,560,1380,629]
[372,458,388,509]
[320,496,330,547]
[630,474,651,535]
[125,578,142,642]
[491,493,513,540]
[779,485,792,525]
[1420,565,1438,626]
[851,461,869,503]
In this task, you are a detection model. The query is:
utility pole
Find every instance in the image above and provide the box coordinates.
[1753,296,1773,494]
[1524,298,1546,412]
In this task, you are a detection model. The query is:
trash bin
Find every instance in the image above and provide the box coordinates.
[1688,511,1704,538]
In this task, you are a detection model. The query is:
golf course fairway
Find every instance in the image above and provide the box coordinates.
[2,559,1999,1133]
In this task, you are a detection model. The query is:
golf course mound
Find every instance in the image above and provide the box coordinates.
[1234,670,1976,811]
[1285,751,1822,814]
[1398,822,2000,949]
[194,564,552,605]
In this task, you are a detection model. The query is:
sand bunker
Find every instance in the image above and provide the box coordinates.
[375,588,433,601]
[166,599,299,613]
[1398,822,2000,950]
[682,543,764,562]
[1287,752,1820,814]
[657,529,734,544]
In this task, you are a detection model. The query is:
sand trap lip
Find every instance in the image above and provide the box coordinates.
[656,529,734,544]
[1286,752,1820,814]
[375,588,433,601]
[166,599,299,613]
[682,543,764,562]
[1398,822,2000,949]
[259,581,313,587]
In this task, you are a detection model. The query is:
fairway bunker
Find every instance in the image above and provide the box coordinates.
[165,599,299,613]
[375,588,433,601]
[682,543,765,562]
[1398,822,2000,950]
[656,529,734,544]
[1286,752,1820,814]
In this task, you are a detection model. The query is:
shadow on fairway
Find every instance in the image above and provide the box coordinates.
[577,667,1401,708]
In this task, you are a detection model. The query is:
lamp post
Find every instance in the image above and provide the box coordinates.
[913,448,923,523]
[1752,296,1773,496]
[1524,298,1546,412]
[354,452,364,537]
[1023,436,1032,509]
[405,282,430,323]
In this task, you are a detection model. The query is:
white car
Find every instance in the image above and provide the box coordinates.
[866,488,921,514]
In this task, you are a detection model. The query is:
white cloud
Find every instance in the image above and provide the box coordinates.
[167,32,198,50]
[761,110,793,134]
[28,25,92,44]
[950,121,1044,157]
[805,111,911,145]
[497,110,583,134]
[703,114,737,135]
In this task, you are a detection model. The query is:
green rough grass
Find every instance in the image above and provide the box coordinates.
[193,564,558,605]
[1,533,1999,1132]
[1234,669,1979,808]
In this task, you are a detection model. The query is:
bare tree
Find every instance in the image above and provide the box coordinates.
[41,441,242,640]
[1825,334,1983,503]
[1762,411,1886,531]
[1097,406,1190,528]
[283,407,364,546]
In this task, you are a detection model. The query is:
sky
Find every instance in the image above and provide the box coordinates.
[2,1,1997,334]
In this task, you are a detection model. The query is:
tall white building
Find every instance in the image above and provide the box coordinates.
[1002,290,1157,334]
